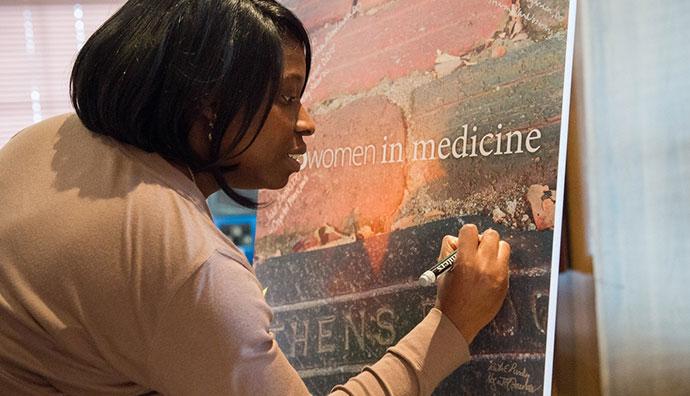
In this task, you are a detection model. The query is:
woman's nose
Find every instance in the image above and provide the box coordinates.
[296,105,316,136]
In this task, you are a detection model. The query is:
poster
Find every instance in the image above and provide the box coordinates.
[255,0,575,394]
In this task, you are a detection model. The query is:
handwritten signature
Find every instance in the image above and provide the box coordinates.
[487,361,542,393]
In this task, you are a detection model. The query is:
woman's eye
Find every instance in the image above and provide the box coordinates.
[281,95,299,104]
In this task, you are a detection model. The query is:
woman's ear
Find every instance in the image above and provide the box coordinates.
[187,112,215,162]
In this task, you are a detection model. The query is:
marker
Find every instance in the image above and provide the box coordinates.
[418,250,457,287]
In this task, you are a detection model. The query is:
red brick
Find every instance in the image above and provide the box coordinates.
[302,0,510,105]
[256,96,406,238]
[281,0,354,31]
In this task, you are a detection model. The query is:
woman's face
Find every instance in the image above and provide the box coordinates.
[217,39,315,190]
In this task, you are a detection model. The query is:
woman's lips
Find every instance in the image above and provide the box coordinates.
[288,153,304,165]
[287,153,304,171]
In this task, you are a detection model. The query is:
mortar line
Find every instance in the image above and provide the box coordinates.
[269,266,549,313]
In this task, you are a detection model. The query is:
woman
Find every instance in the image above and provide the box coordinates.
[0,0,510,394]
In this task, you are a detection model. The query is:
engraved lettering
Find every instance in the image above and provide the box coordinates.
[491,294,517,337]
[531,291,549,335]
[373,307,396,346]
[317,315,336,353]
[289,319,309,357]
[344,309,366,352]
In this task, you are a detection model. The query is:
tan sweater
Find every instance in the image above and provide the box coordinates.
[0,114,470,395]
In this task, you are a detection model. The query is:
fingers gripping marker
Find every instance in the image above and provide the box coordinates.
[418,250,457,286]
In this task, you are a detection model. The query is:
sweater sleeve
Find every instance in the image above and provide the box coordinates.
[145,251,470,395]
[330,308,470,396]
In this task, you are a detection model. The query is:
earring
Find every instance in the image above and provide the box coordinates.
[208,120,214,141]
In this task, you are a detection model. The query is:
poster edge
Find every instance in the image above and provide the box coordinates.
[542,0,579,394]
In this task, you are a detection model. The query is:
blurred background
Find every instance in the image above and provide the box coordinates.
[0,1,259,262]
[1,1,688,394]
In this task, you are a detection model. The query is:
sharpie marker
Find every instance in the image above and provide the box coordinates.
[418,250,457,287]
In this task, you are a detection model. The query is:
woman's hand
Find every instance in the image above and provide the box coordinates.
[434,224,510,343]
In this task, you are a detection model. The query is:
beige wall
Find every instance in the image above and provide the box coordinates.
[567,0,690,395]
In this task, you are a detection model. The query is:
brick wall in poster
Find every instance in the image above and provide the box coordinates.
[255,0,570,394]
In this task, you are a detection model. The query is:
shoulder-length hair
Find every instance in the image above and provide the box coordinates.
[70,0,311,208]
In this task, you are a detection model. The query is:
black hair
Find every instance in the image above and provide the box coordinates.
[70,0,311,208]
